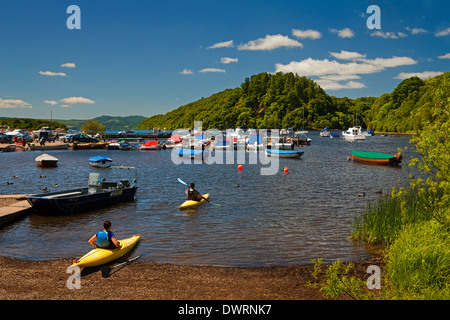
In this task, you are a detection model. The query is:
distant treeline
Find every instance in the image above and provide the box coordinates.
[57,115,147,130]
[0,115,147,131]
[137,71,449,133]
[0,118,68,131]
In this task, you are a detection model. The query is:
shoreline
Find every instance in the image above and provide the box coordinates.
[0,256,383,300]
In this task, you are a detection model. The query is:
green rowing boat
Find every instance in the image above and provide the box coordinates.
[351,150,402,165]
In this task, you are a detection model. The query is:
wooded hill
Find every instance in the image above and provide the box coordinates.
[137,71,449,133]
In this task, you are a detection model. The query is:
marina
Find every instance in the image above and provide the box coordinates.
[0,130,412,267]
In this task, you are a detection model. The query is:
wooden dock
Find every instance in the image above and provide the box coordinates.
[0,195,32,229]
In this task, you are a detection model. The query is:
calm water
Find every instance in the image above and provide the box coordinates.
[0,131,414,266]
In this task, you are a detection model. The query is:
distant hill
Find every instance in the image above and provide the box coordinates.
[57,115,147,130]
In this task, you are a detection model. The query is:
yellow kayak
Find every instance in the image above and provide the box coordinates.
[179,193,209,210]
[72,234,141,268]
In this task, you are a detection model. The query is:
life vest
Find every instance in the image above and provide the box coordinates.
[187,188,198,200]
[96,229,114,248]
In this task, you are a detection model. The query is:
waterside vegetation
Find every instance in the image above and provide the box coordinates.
[313,72,450,299]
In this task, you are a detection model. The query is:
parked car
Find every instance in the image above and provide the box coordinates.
[69,134,99,143]
[0,133,12,144]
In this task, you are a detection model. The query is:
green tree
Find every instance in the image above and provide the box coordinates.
[408,72,450,226]
[81,120,106,136]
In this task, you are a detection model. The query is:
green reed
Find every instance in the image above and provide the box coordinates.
[352,186,431,246]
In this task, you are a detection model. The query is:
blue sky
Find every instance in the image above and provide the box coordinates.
[0,0,449,120]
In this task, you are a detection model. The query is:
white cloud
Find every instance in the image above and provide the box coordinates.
[275,56,416,77]
[315,79,366,90]
[406,27,428,35]
[371,31,407,39]
[0,98,32,109]
[435,28,450,37]
[238,34,303,51]
[179,68,193,75]
[44,100,58,105]
[275,55,417,90]
[395,71,444,80]
[39,71,66,77]
[329,50,366,60]
[319,74,361,81]
[59,97,95,104]
[220,57,238,64]
[292,29,322,40]
[61,62,76,68]
[199,68,226,73]
[207,40,234,49]
[438,53,450,59]
[329,27,355,38]
[60,105,70,108]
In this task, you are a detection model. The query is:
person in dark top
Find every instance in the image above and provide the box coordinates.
[185,182,203,201]
[88,220,121,249]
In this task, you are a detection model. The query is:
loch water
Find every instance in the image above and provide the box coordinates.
[0,131,413,266]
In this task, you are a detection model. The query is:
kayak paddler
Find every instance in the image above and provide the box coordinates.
[185,182,205,202]
[88,220,121,249]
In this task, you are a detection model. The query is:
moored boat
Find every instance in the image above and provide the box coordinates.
[350,150,402,165]
[330,132,340,138]
[175,148,209,160]
[70,142,107,150]
[26,166,138,215]
[35,154,58,167]
[140,140,161,150]
[265,148,304,158]
[342,126,366,141]
[320,128,331,137]
[89,155,113,168]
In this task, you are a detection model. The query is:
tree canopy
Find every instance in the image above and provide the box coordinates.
[138,72,448,132]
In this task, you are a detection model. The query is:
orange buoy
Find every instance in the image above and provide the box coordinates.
[238,165,243,171]
[284,167,289,173]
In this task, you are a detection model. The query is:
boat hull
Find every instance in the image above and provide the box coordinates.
[265,149,304,158]
[71,143,107,150]
[179,194,209,210]
[176,148,209,160]
[36,160,58,167]
[35,154,59,167]
[351,150,402,165]
[26,186,138,215]
[72,235,141,268]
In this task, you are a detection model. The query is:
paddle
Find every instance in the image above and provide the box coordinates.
[177,178,220,206]
[101,255,141,278]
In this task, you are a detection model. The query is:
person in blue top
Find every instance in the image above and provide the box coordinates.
[88,220,121,249]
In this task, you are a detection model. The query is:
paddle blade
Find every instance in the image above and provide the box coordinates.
[178,178,188,186]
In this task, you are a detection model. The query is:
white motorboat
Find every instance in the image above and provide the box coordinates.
[342,126,366,141]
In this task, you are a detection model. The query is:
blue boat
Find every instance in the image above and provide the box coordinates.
[175,148,209,160]
[320,128,330,137]
[89,155,113,168]
[330,132,340,138]
[265,149,304,158]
